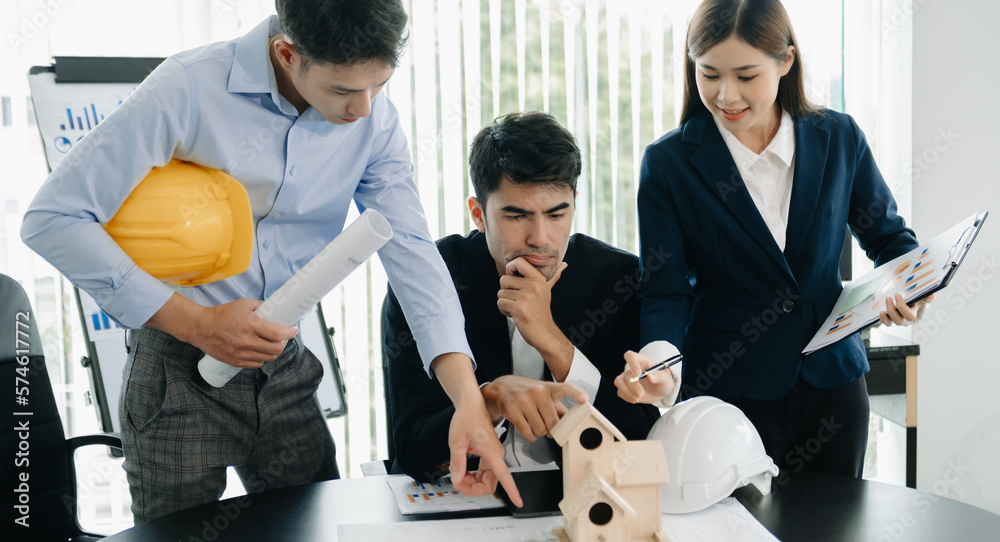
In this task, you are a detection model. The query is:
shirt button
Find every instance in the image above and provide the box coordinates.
[289,167,297,176]
[782,300,795,313]
[263,241,271,249]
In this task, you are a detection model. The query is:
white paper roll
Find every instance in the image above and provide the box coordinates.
[198,209,393,387]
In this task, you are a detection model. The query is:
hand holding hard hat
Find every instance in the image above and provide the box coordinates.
[107,160,297,371]
[105,160,393,387]
[104,159,392,387]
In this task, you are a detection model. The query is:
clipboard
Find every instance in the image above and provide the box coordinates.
[803,212,988,355]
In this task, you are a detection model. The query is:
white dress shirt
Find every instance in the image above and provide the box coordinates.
[713,110,796,251]
[501,317,601,467]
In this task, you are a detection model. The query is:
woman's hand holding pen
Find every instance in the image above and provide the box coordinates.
[615,350,677,405]
[879,293,935,327]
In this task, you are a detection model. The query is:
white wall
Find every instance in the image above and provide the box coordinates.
[913,0,1000,515]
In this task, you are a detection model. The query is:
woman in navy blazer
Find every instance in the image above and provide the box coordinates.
[615,0,931,478]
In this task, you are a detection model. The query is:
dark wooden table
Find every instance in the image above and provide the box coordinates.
[105,471,1000,541]
[734,470,1000,541]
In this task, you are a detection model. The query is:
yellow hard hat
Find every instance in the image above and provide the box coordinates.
[104,159,253,286]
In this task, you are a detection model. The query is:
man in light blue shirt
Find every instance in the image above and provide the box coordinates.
[22,0,519,521]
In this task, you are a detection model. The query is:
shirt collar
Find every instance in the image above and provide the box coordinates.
[228,15,298,115]
[713,109,796,168]
[767,110,796,168]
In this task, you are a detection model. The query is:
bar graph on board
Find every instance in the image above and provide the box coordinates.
[53,101,122,153]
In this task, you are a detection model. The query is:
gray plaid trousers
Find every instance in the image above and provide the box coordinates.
[119,327,339,522]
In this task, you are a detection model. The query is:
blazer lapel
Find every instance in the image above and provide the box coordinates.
[549,240,592,351]
[684,115,792,275]
[782,116,831,269]
[454,234,513,379]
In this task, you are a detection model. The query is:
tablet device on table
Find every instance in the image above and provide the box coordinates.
[495,468,563,518]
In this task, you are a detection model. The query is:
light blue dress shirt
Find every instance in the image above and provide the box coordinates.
[21,16,472,373]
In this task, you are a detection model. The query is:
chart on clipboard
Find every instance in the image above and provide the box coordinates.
[804,212,988,355]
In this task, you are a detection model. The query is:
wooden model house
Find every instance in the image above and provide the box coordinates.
[550,403,671,542]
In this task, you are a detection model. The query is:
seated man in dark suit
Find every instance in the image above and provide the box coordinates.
[384,111,660,481]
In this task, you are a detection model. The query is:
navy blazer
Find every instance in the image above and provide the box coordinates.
[638,109,918,400]
[384,231,660,481]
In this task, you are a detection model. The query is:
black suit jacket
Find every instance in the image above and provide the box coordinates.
[383,231,660,481]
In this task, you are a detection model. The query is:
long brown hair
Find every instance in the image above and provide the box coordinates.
[679,0,820,126]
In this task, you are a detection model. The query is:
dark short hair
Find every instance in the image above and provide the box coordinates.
[276,0,408,68]
[468,112,581,206]
[680,0,820,126]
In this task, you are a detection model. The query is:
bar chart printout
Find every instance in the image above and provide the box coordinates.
[804,212,987,354]
[386,475,504,515]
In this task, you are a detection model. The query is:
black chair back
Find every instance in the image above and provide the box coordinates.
[380,294,397,471]
[2,274,82,540]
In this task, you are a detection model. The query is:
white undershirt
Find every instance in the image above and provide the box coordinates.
[502,317,601,467]
[713,110,796,251]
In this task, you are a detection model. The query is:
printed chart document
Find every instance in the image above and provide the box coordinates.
[804,212,988,355]
[386,474,505,515]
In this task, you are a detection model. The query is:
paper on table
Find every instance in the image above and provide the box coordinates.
[386,474,505,515]
[338,515,562,541]
[339,496,774,542]
[663,497,780,542]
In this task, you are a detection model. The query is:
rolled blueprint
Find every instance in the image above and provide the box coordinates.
[197,209,393,387]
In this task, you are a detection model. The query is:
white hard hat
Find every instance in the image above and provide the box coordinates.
[648,396,779,514]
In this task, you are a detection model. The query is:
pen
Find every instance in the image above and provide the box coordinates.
[628,354,683,383]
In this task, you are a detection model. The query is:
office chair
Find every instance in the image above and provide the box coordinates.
[377,293,398,474]
[1,274,125,541]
